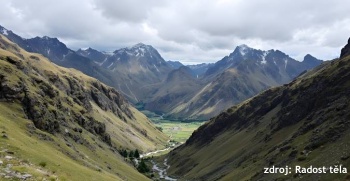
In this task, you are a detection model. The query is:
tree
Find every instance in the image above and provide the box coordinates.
[119,149,128,157]
[137,159,150,173]
[129,150,134,158]
[134,149,140,158]
[122,150,128,158]
[156,126,163,132]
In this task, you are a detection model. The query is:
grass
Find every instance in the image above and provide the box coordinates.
[0,101,163,181]
[141,111,204,143]
[158,121,202,143]
[0,102,139,181]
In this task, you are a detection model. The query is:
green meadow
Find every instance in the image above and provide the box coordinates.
[141,110,204,143]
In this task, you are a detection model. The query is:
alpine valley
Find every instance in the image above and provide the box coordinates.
[1,23,348,181]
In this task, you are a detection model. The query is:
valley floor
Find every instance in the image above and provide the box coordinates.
[141,110,205,143]
[136,110,205,181]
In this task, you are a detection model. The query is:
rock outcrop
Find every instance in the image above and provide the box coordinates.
[340,37,350,58]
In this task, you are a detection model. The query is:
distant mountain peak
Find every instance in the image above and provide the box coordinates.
[133,42,147,47]
[79,47,90,51]
[126,42,153,50]
[35,36,51,40]
[303,54,318,61]
[230,44,260,58]
[237,44,252,56]
[79,47,97,52]
[114,42,158,58]
[76,47,110,63]
[238,44,250,49]
[167,60,184,69]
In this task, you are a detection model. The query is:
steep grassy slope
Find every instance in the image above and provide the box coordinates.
[0,35,168,180]
[167,41,350,180]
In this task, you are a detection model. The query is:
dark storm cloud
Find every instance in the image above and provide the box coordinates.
[1,0,349,63]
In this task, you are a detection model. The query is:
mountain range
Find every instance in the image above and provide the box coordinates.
[0,25,322,120]
[162,45,322,119]
[166,38,350,180]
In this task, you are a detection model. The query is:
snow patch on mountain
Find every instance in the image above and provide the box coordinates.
[97,57,108,66]
[153,64,160,72]
[238,44,249,56]
[284,58,288,69]
[81,47,89,51]
[1,29,9,36]
[140,47,145,54]
[260,51,268,64]
[126,51,133,56]
[108,62,114,68]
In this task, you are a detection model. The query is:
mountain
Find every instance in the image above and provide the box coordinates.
[167,60,184,69]
[0,25,112,83]
[302,54,323,70]
[166,39,350,180]
[0,35,168,180]
[145,66,203,114]
[0,25,71,62]
[205,44,317,81]
[166,61,213,78]
[103,43,171,76]
[76,47,111,64]
[187,63,213,78]
[166,45,323,120]
[94,43,173,103]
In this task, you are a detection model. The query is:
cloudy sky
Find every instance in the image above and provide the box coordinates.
[1,0,349,64]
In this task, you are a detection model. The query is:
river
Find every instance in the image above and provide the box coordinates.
[151,158,177,181]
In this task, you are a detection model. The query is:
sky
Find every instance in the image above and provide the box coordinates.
[1,0,349,64]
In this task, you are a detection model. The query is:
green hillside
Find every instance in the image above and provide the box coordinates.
[0,35,168,180]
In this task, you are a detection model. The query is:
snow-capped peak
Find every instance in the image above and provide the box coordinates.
[127,43,150,50]
[81,47,90,51]
[115,43,155,57]
[237,44,251,56]
[133,42,147,48]
[238,44,250,49]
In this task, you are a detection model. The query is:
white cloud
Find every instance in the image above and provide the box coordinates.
[1,0,350,64]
